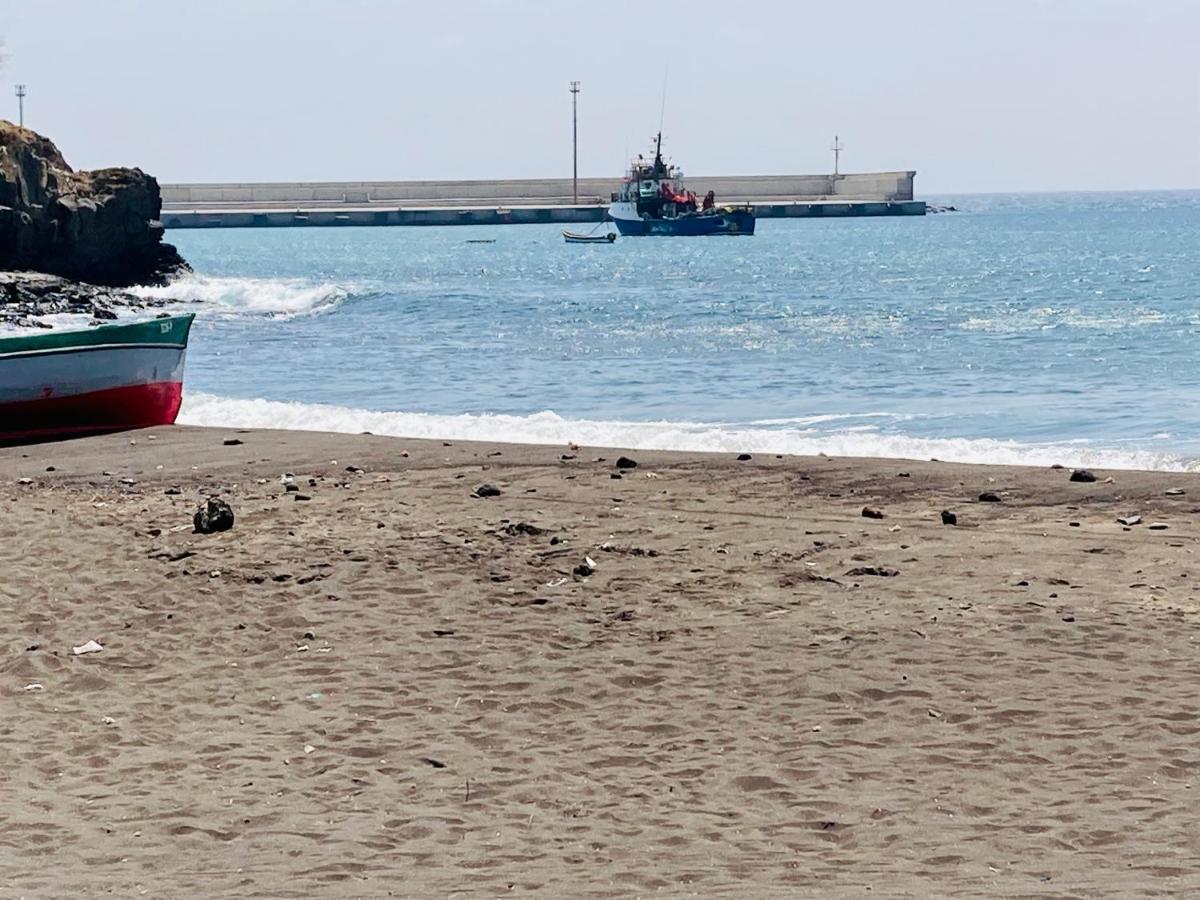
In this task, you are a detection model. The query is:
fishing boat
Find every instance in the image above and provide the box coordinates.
[0,314,195,444]
[562,230,617,244]
[608,133,755,236]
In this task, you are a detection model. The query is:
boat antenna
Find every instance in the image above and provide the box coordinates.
[654,67,668,175]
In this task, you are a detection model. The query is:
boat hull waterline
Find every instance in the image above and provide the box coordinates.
[0,314,195,444]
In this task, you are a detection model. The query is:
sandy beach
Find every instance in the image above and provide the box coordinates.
[2,426,1199,897]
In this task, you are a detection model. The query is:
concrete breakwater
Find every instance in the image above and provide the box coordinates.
[161,170,923,228]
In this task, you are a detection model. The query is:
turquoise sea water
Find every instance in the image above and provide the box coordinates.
[138,191,1200,469]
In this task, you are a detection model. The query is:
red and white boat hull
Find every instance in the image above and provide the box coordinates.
[0,315,194,444]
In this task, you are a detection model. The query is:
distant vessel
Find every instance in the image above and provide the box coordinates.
[0,314,194,444]
[562,230,616,244]
[608,133,755,236]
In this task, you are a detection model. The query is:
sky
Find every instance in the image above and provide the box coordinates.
[0,0,1197,193]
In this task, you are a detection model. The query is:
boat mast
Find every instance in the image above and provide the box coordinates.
[655,67,669,179]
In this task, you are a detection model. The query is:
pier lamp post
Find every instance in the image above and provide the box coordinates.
[15,84,26,127]
[569,81,580,204]
[831,134,843,176]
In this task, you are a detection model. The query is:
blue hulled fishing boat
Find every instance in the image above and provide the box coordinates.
[608,133,754,236]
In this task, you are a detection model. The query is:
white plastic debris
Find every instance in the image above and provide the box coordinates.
[584,555,597,570]
[72,639,104,656]
[102,716,116,726]
[23,683,43,692]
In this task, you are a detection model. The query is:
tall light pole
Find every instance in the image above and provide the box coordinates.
[15,84,26,128]
[569,80,580,204]
[831,134,843,176]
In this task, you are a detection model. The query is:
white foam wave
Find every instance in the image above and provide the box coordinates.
[129,275,350,318]
[178,392,1199,472]
[745,412,914,427]
[0,312,95,335]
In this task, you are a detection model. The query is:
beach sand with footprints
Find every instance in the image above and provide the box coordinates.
[2,427,1199,896]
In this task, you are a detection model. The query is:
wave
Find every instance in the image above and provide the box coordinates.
[177,392,1199,472]
[128,275,351,318]
[0,312,95,335]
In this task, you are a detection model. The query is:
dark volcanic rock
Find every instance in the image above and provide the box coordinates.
[941,510,958,526]
[501,521,545,537]
[1069,469,1098,483]
[193,497,235,534]
[0,271,172,327]
[978,491,1002,503]
[845,565,899,577]
[615,456,638,469]
[473,483,502,498]
[0,120,189,287]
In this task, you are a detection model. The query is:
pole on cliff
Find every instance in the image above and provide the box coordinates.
[569,81,580,205]
[15,84,26,128]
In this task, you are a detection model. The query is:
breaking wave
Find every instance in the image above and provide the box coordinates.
[129,275,352,318]
[177,392,1200,472]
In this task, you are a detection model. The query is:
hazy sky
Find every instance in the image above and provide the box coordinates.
[0,0,1197,192]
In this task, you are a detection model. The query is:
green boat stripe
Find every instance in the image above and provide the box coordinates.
[0,314,194,355]
[0,342,188,361]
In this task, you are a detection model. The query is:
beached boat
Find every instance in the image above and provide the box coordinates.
[0,314,195,444]
[563,230,617,244]
[608,133,755,236]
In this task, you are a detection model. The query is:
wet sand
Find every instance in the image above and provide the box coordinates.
[2,426,1199,897]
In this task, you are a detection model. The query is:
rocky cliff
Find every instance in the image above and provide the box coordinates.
[0,121,189,287]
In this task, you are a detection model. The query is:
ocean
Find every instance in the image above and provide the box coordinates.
[132,191,1199,471]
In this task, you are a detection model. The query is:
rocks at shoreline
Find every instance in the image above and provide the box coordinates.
[0,271,173,328]
[0,120,190,289]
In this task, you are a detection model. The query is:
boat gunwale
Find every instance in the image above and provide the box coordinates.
[0,314,195,357]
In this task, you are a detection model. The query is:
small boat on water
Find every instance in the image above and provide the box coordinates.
[563,230,617,244]
[609,133,755,236]
[0,314,195,444]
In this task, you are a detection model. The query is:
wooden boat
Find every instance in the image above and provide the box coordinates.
[562,230,616,244]
[0,314,195,444]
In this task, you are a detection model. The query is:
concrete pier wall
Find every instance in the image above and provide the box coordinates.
[161,199,926,230]
[162,171,917,209]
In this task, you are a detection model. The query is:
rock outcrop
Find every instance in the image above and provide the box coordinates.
[0,271,172,328]
[0,120,189,287]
